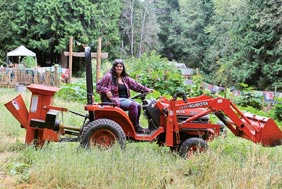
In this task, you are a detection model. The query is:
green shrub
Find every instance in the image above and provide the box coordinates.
[271,97,282,121]
[125,51,185,95]
[22,56,36,68]
[185,72,212,97]
[233,83,262,109]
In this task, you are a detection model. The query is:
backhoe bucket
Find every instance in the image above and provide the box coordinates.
[244,113,282,146]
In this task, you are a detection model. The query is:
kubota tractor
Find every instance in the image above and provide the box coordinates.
[5,47,282,158]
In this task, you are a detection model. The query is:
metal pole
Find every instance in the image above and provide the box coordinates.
[85,46,94,121]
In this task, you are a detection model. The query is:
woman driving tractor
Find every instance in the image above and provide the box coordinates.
[96,59,153,134]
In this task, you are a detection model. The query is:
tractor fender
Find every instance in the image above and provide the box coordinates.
[85,104,136,138]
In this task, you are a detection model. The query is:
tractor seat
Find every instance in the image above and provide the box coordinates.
[98,94,118,107]
[100,93,112,103]
[100,94,128,111]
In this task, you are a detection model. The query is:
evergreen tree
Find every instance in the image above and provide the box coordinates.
[0,0,122,65]
[204,0,250,87]
[246,0,282,89]
[204,0,282,90]
[155,0,179,60]
[172,0,209,67]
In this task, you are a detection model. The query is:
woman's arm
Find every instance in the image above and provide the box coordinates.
[126,76,152,93]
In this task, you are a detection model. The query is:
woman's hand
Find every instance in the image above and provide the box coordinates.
[106,91,113,98]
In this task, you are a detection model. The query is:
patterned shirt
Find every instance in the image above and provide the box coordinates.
[96,72,151,105]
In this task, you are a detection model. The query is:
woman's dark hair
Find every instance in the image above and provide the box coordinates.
[111,59,128,84]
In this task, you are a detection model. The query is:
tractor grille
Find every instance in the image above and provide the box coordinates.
[177,115,209,123]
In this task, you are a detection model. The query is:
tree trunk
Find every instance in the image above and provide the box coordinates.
[130,0,135,57]
[138,0,147,57]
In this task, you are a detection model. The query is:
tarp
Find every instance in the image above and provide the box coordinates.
[7,45,36,57]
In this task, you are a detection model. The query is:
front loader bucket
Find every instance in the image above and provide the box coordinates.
[244,113,282,146]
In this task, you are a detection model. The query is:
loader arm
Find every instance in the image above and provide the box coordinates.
[175,95,282,146]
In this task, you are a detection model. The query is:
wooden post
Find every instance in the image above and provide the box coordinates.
[68,36,73,83]
[64,37,108,84]
[96,37,102,82]
[54,65,58,87]
[34,70,38,84]
[262,97,265,111]
[14,69,18,83]
[46,71,50,86]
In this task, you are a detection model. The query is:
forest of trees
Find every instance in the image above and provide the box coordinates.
[0,0,281,90]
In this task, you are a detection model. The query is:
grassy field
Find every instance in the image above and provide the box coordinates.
[1,88,282,189]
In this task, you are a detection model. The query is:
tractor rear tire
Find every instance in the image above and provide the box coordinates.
[80,119,126,149]
[179,137,208,158]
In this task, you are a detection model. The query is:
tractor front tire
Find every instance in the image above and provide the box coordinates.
[179,137,208,158]
[80,119,126,149]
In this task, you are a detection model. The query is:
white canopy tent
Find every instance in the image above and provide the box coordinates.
[7,45,37,67]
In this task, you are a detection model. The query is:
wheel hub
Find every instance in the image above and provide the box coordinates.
[90,129,117,147]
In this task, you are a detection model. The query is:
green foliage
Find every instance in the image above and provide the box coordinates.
[56,82,87,103]
[233,83,262,109]
[3,134,282,188]
[243,0,282,89]
[56,80,103,103]
[186,72,205,97]
[21,57,36,68]
[154,0,179,60]
[239,105,269,118]
[57,53,184,102]
[203,0,282,90]
[0,0,122,63]
[0,1,18,58]
[0,0,281,90]
[125,51,185,95]
[271,97,282,121]
[8,162,30,176]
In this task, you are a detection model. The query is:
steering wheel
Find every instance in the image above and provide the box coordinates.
[131,91,149,100]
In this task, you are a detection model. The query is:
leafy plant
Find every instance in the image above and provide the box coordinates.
[125,51,185,95]
[270,97,282,121]
[56,82,87,103]
[22,57,36,68]
[233,83,262,109]
[186,72,204,97]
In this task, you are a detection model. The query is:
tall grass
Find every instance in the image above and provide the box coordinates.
[1,88,282,188]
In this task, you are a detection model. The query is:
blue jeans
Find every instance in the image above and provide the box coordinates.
[119,98,133,109]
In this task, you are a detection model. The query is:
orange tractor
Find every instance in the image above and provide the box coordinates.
[5,47,282,158]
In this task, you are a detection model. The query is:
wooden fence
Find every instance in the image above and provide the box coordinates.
[0,66,63,88]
